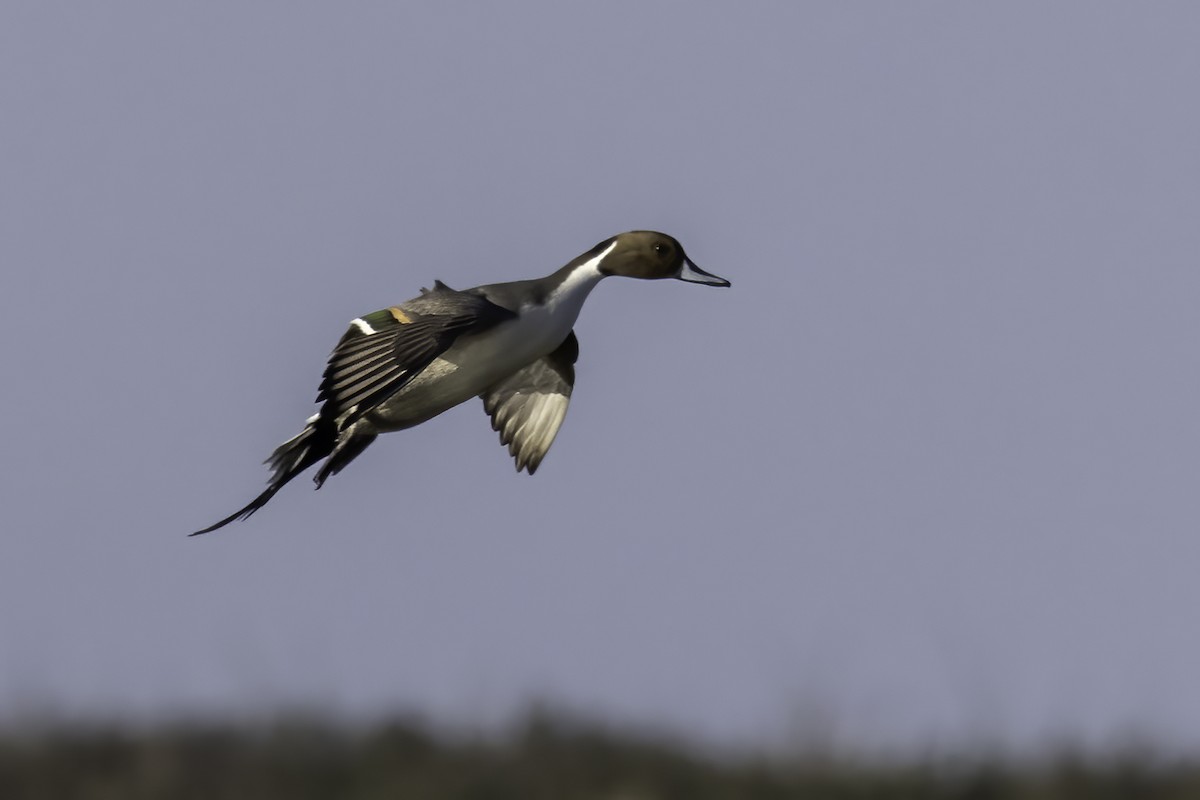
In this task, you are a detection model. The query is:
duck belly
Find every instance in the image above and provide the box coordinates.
[366,319,563,431]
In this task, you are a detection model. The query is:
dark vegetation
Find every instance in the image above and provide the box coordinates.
[1,712,1197,799]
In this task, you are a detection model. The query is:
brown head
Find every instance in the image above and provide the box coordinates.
[590,230,730,286]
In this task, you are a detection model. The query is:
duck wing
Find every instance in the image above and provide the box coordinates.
[319,287,516,429]
[480,331,578,474]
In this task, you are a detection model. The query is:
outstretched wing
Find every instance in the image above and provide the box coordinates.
[480,331,578,474]
[190,284,515,536]
[319,288,515,430]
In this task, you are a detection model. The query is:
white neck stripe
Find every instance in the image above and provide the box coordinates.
[581,238,619,274]
[544,239,617,311]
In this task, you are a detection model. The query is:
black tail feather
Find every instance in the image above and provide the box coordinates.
[189,484,287,536]
[190,422,336,536]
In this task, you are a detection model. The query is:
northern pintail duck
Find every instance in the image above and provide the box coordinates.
[193,230,730,535]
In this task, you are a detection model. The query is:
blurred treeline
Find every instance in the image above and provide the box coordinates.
[1,711,1197,799]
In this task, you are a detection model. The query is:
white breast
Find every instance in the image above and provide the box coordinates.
[368,245,613,431]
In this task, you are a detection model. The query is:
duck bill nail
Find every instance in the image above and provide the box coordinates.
[677,258,731,287]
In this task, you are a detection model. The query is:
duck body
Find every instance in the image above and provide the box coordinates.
[368,240,612,431]
[193,231,729,535]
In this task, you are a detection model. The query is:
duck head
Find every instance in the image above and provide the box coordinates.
[594,230,731,287]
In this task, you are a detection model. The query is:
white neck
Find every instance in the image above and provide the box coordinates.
[540,238,617,316]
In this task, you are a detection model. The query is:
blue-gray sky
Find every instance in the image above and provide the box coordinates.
[3,2,1199,754]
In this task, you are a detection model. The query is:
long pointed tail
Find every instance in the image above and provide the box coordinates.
[189,483,288,536]
[190,423,332,536]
